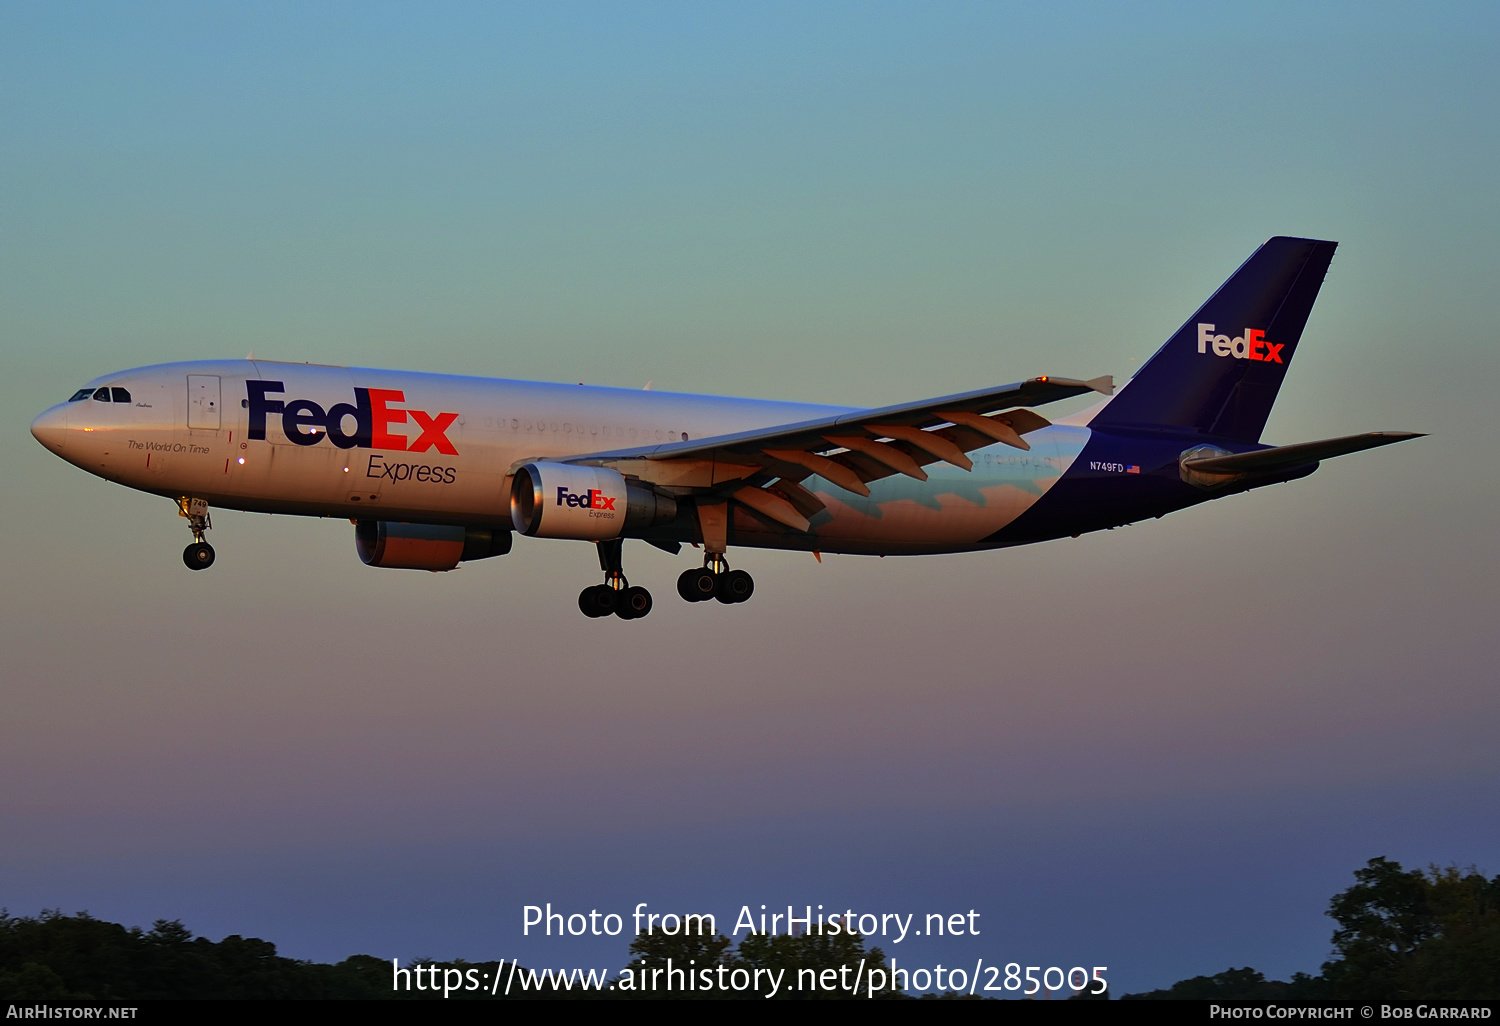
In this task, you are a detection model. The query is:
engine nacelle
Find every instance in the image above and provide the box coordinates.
[510,462,678,540]
[355,521,512,571]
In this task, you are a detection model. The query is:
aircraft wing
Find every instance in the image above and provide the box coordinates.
[535,375,1113,534]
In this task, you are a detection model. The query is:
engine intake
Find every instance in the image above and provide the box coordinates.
[355,521,512,571]
[510,462,677,540]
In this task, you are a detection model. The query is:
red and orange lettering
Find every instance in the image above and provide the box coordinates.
[368,389,408,450]
[1247,328,1266,361]
[409,410,459,455]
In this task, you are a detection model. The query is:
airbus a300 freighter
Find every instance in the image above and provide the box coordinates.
[31,237,1420,620]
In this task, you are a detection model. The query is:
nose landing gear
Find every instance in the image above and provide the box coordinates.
[177,497,215,570]
[183,541,215,570]
[579,539,653,620]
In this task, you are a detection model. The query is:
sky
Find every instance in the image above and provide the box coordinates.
[1,1,1496,997]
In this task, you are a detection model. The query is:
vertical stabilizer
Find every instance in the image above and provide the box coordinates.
[1090,237,1336,441]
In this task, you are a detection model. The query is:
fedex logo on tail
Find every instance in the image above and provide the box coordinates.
[1197,324,1284,363]
[556,487,617,511]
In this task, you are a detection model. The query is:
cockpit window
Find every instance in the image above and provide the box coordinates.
[92,387,110,402]
[68,389,93,402]
[111,387,131,403]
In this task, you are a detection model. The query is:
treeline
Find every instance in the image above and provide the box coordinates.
[0,910,904,1001]
[1122,858,1500,1001]
[0,915,407,1002]
[2,858,1495,1000]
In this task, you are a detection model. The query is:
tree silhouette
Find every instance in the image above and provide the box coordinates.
[1321,858,1500,1000]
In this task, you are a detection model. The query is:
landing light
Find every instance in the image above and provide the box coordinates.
[238,457,245,464]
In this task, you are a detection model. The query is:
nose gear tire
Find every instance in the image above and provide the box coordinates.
[183,542,215,570]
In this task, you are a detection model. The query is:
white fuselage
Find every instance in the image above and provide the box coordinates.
[31,360,1089,555]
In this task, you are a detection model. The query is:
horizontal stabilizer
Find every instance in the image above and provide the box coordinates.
[1180,431,1424,475]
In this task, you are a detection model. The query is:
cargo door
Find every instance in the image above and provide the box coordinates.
[187,375,222,431]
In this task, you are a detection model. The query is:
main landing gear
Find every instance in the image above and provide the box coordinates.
[578,539,653,620]
[575,542,756,620]
[178,497,215,570]
[677,553,754,605]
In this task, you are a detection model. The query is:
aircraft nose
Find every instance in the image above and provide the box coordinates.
[30,405,69,454]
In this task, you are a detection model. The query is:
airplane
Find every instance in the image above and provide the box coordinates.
[30,236,1421,620]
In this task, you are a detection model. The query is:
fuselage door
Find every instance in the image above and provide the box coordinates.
[187,375,222,431]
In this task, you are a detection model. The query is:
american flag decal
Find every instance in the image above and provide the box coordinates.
[1126,464,1140,474]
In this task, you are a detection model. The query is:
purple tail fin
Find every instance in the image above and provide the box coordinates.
[1091,237,1337,442]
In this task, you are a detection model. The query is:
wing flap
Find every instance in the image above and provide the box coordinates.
[824,435,929,481]
[864,423,974,470]
[763,449,871,497]
[732,485,811,533]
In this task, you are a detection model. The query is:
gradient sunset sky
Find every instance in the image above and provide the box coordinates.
[2,2,1496,995]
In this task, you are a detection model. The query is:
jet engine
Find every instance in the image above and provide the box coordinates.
[355,521,512,571]
[510,462,677,540]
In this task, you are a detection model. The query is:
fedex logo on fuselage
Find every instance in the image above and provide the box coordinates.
[556,487,617,511]
[245,380,459,453]
[1196,324,1284,363]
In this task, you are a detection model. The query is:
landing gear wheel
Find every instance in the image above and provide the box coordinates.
[677,567,717,602]
[578,584,616,618]
[584,541,653,622]
[183,541,215,570]
[615,586,653,620]
[715,568,754,604]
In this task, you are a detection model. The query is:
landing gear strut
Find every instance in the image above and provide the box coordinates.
[178,497,215,570]
[578,539,653,620]
[677,552,754,605]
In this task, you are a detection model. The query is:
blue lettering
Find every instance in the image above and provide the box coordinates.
[246,380,285,440]
[283,399,327,446]
[326,388,372,449]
